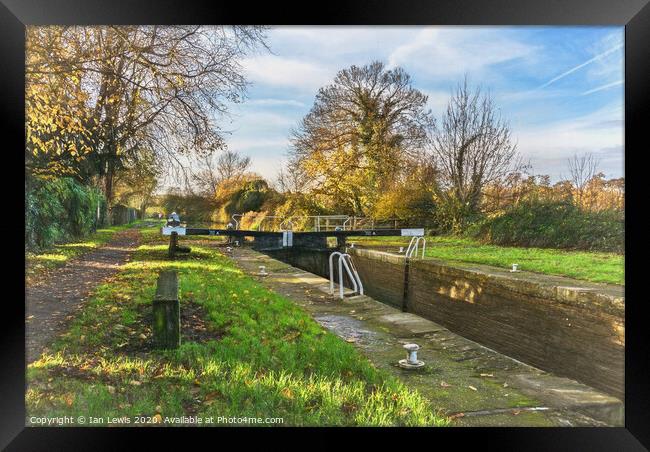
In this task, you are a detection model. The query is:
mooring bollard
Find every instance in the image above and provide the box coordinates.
[153,271,180,349]
[398,343,425,369]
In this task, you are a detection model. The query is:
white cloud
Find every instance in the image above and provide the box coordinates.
[226,137,289,151]
[246,98,308,108]
[387,28,535,78]
[515,104,623,179]
[422,89,452,116]
[232,111,296,128]
[241,55,333,92]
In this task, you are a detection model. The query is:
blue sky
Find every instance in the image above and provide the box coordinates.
[219,26,624,183]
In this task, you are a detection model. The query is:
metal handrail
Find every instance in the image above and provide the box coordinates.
[329,252,363,299]
[405,236,426,259]
[231,214,242,229]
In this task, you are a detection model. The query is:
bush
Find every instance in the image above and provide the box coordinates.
[161,193,216,224]
[25,177,105,250]
[468,200,624,253]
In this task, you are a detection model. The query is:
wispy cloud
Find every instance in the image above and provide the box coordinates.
[241,55,332,92]
[581,80,623,96]
[537,43,623,90]
[246,98,308,108]
[388,28,535,78]
[515,103,623,179]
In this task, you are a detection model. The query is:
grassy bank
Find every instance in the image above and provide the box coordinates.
[27,227,447,426]
[350,235,623,285]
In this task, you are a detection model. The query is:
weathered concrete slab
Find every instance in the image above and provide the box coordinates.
[508,374,624,426]
[377,312,447,335]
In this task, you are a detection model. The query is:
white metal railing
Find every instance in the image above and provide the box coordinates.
[329,252,364,299]
[232,213,405,232]
[231,214,242,229]
[405,236,426,259]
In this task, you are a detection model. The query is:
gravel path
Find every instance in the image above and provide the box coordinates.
[25,229,140,363]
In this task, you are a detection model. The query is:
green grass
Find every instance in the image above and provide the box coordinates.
[350,235,624,285]
[26,228,448,426]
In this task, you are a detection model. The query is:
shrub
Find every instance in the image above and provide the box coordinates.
[161,193,215,224]
[25,177,105,250]
[468,200,624,253]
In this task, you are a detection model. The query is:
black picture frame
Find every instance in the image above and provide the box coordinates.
[2,0,648,449]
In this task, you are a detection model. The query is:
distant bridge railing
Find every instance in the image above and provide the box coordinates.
[236,214,414,232]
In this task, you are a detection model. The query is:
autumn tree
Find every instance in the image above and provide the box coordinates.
[289,61,434,215]
[429,77,521,232]
[26,25,268,214]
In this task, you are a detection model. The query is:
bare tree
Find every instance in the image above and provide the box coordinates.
[276,159,311,194]
[567,153,601,205]
[430,76,521,230]
[193,149,251,196]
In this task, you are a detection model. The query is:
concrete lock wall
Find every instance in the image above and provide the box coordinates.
[346,248,624,399]
[269,245,624,399]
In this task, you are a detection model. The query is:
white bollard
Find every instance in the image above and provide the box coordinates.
[398,343,425,369]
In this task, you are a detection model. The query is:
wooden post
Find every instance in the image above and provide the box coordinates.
[153,271,180,349]
[168,231,178,258]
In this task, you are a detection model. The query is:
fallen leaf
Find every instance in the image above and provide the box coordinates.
[440,381,452,388]
[204,391,221,402]
[129,380,141,386]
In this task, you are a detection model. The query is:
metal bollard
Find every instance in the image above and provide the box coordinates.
[398,343,425,369]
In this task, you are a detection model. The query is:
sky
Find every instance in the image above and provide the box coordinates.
[218,26,624,183]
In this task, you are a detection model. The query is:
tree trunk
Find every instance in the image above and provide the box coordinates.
[103,158,115,225]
